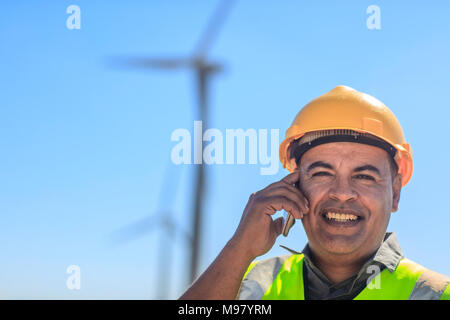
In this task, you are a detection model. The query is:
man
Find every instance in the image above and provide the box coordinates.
[179,85,450,300]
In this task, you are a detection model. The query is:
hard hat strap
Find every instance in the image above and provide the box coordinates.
[292,133,397,165]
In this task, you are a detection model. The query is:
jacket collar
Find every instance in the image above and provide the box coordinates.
[281,232,404,273]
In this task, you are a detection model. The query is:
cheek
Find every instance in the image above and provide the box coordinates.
[301,179,391,216]
[300,182,328,214]
[360,188,393,219]
[300,180,315,199]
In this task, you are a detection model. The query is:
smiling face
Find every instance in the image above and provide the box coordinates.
[298,142,402,261]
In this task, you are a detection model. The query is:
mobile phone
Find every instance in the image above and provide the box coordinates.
[281,180,300,237]
[281,211,296,237]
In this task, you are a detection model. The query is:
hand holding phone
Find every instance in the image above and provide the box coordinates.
[281,180,305,237]
[231,170,308,260]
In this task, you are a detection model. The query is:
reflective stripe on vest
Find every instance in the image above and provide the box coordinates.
[237,254,450,300]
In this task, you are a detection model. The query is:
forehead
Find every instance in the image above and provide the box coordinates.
[300,142,391,170]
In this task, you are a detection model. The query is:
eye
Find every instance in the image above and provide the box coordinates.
[312,171,332,177]
[354,174,375,181]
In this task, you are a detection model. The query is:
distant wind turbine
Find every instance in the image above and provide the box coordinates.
[108,0,237,293]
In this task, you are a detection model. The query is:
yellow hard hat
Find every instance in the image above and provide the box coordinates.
[279,85,413,187]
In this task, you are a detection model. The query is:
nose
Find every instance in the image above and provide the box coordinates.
[328,176,358,202]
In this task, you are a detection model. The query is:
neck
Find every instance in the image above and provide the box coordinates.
[308,248,376,284]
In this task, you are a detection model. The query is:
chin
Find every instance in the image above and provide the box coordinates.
[319,233,365,256]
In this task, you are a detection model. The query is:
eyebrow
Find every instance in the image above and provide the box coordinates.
[306,161,333,173]
[306,161,381,176]
[354,165,381,176]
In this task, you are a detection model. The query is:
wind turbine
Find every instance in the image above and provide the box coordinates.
[109,0,237,294]
[109,161,186,299]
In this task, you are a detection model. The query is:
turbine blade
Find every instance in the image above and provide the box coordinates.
[109,215,161,245]
[193,0,237,58]
[107,56,193,70]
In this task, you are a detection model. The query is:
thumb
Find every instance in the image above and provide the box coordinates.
[273,217,284,236]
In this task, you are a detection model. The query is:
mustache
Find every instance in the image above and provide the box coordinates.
[317,203,365,217]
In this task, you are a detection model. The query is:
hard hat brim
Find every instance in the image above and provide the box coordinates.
[279,127,413,187]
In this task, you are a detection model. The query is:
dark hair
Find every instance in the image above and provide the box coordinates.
[388,155,399,182]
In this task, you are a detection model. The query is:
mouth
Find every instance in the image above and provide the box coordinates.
[320,208,364,227]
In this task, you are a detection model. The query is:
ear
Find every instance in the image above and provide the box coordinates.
[391,174,402,212]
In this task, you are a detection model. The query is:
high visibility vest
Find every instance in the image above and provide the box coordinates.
[237,254,450,300]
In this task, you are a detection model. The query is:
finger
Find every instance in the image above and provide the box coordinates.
[262,185,309,214]
[281,169,301,185]
[262,196,303,219]
[259,169,300,194]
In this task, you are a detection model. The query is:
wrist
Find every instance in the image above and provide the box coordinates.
[225,236,257,263]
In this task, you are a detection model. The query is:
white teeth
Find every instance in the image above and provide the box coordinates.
[325,211,358,221]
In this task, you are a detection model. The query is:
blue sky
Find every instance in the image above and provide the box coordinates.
[1,0,449,299]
